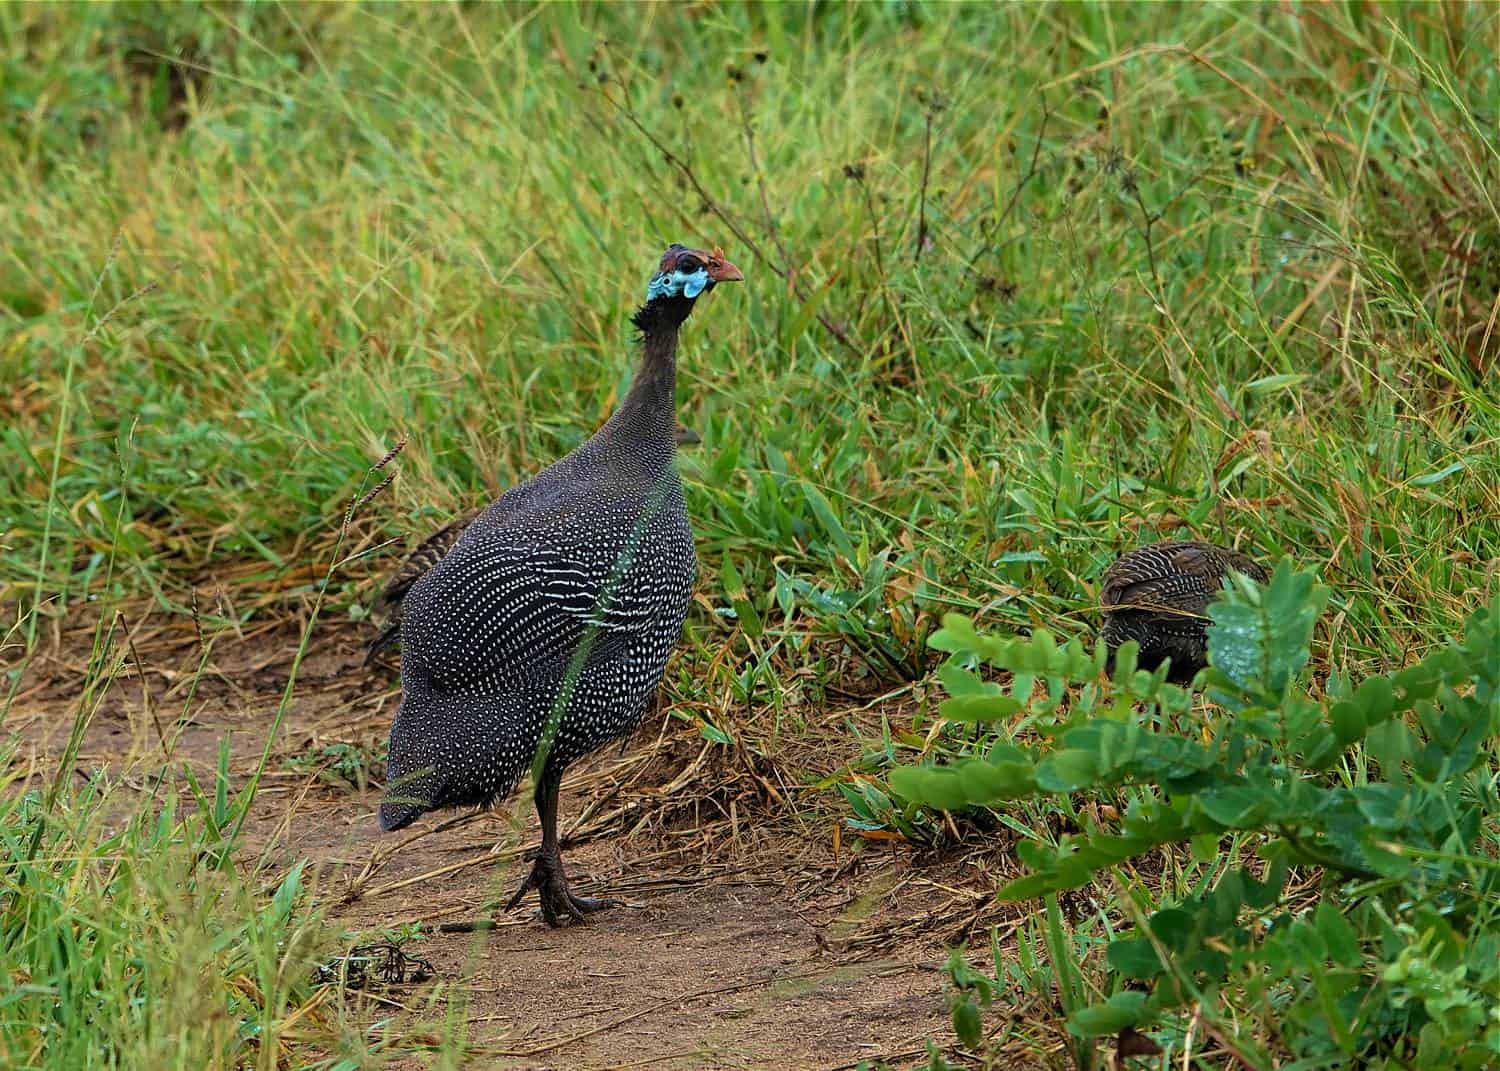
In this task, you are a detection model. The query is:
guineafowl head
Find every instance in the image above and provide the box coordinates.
[633,243,743,332]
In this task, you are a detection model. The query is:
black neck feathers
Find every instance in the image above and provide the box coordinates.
[629,294,696,336]
[599,298,691,459]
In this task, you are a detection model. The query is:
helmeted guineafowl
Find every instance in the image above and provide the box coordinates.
[1098,539,1268,684]
[379,243,743,926]
[366,428,702,666]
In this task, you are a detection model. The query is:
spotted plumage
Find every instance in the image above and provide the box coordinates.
[366,428,701,667]
[378,242,742,926]
[366,509,482,665]
[1098,539,1268,684]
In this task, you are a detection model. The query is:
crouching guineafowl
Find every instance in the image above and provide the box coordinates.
[1098,539,1268,684]
[379,243,742,926]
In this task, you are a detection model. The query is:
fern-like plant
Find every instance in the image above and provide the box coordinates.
[887,563,1498,1069]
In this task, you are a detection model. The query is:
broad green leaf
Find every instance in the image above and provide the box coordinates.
[1197,785,1270,827]
[952,999,983,1048]
[955,759,1037,802]
[1315,901,1362,967]
[1331,700,1365,746]
[985,741,1030,765]
[938,693,1023,722]
[1036,749,1101,792]
[1189,832,1221,862]
[1015,839,1055,870]
[996,871,1058,901]
[1085,833,1156,862]
[1365,719,1414,775]
[889,766,969,811]
[1051,857,1097,891]
[1149,908,1195,951]
[1352,783,1409,829]
[1067,991,1147,1037]
[1354,675,1395,721]
[929,613,985,654]
[937,664,999,698]
[1394,661,1444,702]
[1107,938,1164,980]
[1244,856,1288,908]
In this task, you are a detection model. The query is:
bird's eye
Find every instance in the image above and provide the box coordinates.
[677,257,701,274]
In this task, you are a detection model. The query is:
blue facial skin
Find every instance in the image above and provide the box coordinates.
[646,266,712,301]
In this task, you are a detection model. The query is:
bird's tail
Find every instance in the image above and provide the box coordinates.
[364,619,402,668]
[379,673,541,832]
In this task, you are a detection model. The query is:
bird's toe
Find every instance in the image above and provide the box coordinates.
[507,853,615,927]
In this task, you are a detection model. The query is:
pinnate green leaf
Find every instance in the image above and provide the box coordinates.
[1207,559,1328,700]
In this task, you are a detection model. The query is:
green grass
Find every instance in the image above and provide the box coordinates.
[0,643,326,1069]
[1,2,1496,1068]
[0,777,320,1067]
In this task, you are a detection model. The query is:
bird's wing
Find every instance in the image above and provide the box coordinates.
[1100,541,1266,615]
[1100,542,1221,611]
[400,508,674,692]
[374,508,484,615]
[372,466,581,619]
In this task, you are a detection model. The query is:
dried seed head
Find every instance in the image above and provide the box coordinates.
[372,437,407,473]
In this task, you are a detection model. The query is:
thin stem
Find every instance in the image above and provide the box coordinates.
[913,111,933,262]
[966,98,1053,269]
[861,179,886,280]
[595,77,859,355]
[736,90,792,272]
[1128,178,1164,298]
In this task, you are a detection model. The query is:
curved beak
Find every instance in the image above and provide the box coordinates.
[707,246,744,283]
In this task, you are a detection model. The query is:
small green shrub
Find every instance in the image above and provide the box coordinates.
[888,565,1498,1068]
[283,738,387,793]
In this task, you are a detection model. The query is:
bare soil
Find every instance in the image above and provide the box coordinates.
[4,601,1032,1070]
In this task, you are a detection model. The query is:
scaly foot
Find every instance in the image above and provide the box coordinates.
[505,852,619,927]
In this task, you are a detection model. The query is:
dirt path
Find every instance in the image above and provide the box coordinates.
[299,811,946,1070]
[4,608,992,1069]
